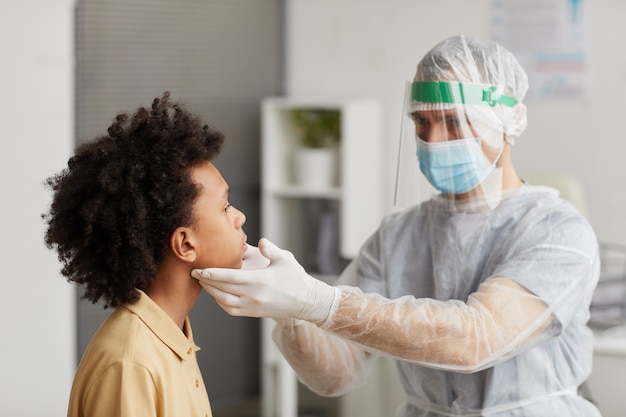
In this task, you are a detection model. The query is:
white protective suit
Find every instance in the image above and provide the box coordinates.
[272,184,600,417]
[193,35,602,417]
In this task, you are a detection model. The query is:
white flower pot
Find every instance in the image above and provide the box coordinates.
[294,148,338,189]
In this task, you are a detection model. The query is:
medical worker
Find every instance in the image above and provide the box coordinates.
[194,35,601,416]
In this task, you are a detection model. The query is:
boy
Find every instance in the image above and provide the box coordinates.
[43,92,247,417]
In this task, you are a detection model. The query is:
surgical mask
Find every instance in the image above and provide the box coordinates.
[416,137,496,194]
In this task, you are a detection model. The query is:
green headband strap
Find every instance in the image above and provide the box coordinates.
[411,81,518,107]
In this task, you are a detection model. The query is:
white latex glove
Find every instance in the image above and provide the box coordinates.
[191,238,341,325]
[241,243,270,270]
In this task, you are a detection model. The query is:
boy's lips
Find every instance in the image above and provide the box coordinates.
[242,236,248,254]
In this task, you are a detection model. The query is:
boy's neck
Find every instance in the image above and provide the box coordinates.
[144,259,202,331]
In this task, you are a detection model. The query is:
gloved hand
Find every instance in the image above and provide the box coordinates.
[191,238,341,325]
[241,243,270,270]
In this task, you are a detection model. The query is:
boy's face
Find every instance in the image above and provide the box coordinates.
[189,162,247,269]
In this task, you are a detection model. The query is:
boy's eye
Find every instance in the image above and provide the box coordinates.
[224,203,232,212]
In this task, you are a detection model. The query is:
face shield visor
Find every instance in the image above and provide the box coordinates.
[395,81,518,212]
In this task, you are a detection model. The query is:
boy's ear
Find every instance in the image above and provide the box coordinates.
[169,227,197,263]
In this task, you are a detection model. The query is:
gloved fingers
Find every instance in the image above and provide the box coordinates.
[241,243,270,270]
[198,280,239,303]
[191,237,330,321]
[258,237,297,263]
[198,281,249,315]
[191,266,256,285]
[190,237,287,281]
[193,238,298,279]
[212,297,248,317]
[198,278,247,297]
[201,279,269,318]
[191,268,210,280]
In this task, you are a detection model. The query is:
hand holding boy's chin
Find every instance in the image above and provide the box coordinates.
[241,242,271,270]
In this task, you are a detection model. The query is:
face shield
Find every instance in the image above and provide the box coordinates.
[395,80,519,212]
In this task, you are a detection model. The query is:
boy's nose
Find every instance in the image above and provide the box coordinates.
[237,209,247,227]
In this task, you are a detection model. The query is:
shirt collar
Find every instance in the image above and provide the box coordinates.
[124,289,201,361]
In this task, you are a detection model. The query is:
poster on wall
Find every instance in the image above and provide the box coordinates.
[491,0,590,100]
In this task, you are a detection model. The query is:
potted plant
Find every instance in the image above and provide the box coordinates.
[289,108,341,189]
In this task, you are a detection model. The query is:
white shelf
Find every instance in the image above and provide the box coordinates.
[260,96,383,417]
[261,96,383,260]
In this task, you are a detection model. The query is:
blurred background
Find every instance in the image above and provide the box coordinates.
[2,0,626,416]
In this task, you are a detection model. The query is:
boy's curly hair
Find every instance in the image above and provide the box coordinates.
[43,92,224,308]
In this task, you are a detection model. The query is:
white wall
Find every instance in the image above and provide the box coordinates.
[0,1,75,415]
[285,0,626,246]
[0,1,623,415]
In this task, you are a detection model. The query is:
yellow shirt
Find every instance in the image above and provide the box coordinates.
[67,290,212,417]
